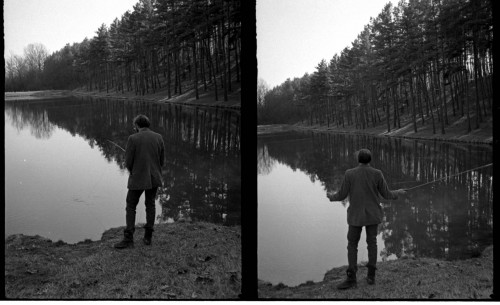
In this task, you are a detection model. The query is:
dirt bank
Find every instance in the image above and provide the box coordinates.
[5,222,241,299]
[258,245,493,299]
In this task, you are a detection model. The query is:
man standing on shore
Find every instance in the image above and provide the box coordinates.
[327,148,406,289]
[114,114,165,249]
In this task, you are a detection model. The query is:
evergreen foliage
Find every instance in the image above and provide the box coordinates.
[5,0,241,102]
[258,0,492,134]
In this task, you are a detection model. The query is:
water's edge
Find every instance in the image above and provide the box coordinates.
[257,124,492,145]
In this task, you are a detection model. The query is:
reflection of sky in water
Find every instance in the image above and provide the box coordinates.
[5,111,162,243]
[258,160,395,287]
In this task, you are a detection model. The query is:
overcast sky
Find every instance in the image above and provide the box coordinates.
[257,0,396,88]
[4,0,138,58]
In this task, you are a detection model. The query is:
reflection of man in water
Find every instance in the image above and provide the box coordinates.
[114,114,165,249]
[327,148,406,289]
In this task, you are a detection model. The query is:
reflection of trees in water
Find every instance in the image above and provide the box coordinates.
[259,131,492,260]
[379,141,492,260]
[5,102,55,139]
[257,142,276,175]
[5,97,241,226]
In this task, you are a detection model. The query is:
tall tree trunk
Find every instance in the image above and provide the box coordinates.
[408,74,418,133]
[193,39,199,100]
[167,52,172,98]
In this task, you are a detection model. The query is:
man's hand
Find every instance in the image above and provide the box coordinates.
[395,189,407,196]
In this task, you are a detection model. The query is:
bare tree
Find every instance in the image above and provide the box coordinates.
[257,77,269,105]
[24,43,49,72]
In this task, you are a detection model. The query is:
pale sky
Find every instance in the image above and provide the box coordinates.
[4,0,139,58]
[257,0,396,88]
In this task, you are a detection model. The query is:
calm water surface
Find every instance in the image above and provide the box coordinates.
[258,131,492,287]
[5,97,240,243]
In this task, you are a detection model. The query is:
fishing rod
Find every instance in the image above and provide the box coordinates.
[106,139,125,152]
[404,163,492,191]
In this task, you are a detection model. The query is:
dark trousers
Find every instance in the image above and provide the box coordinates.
[347,224,378,273]
[124,187,158,239]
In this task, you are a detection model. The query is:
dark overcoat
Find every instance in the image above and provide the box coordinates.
[330,164,399,226]
[125,128,165,190]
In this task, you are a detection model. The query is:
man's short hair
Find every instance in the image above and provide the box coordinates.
[133,114,150,128]
[357,149,372,164]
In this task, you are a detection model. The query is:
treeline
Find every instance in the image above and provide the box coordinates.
[258,0,492,134]
[5,0,241,102]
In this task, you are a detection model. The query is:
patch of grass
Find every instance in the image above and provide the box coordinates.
[4,90,71,101]
[5,222,241,299]
[71,77,241,109]
[258,246,493,299]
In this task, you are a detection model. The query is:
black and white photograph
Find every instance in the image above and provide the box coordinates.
[257,0,493,299]
[4,0,241,299]
[3,0,495,301]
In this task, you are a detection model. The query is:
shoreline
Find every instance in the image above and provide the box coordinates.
[5,222,241,299]
[70,89,241,110]
[4,90,72,101]
[257,122,492,146]
[258,245,493,299]
[4,88,240,111]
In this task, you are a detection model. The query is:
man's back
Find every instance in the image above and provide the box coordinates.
[125,128,165,190]
[331,164,398,226]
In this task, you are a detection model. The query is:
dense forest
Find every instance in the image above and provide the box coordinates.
[257,0,492,134]
[5,0,241,102]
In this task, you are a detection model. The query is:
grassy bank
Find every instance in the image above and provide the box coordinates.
[5,222,241,299]
[5,81,241,110]
[258,245,492,299]
[4,90,72,101]
[258,116,491,145]
[71,85,240,110]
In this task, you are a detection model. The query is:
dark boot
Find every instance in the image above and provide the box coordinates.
[114,232,134,249]
[337,269,357,290]
[366,265,376,285]
[143,228,153,246]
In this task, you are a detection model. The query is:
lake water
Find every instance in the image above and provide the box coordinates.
[5,97,241,243]
[258,131,492,287]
